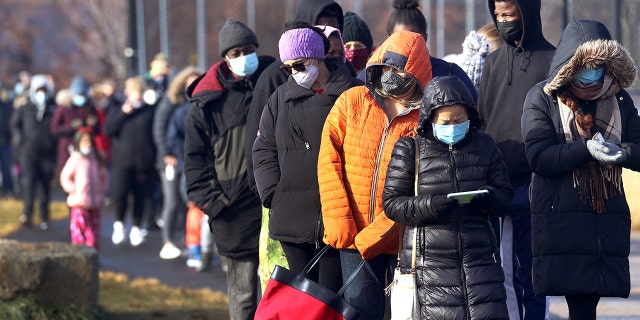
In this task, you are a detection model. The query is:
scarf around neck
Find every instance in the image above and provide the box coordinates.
[558,75,623,213]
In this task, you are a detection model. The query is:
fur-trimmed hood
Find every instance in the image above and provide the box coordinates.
[544,20,637,95]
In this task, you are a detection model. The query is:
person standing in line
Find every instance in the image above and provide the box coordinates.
[165,84,221,272]
[184,18,274,320]
[253,22,362,292]
[59,128,109,250]
[381,0,478,103]
[477,1,556,318]
[318,30,431,319]
[50,76,99,177]
[342,11,374,76]
[153,66,203,260]
[0,86,15,197]
[243,0,345,291]
[522,19,640,320]
[10,74,57,230]
[383,76,512,319]
[104,76,157,247]
[245,0,344,195]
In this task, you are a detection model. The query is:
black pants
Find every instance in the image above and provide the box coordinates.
[280,242,343,293]
[112,166,155,227]
[565,294,600,320]
[21,157,54,222]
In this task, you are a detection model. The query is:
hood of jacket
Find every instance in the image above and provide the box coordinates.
[294,0,343,31]
[364,30,431,101]
[488,0,545,49]
[29,74,54,105]
[544,20,637,95]
[418,75,481,135]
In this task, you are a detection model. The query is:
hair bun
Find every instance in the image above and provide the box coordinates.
[393,0,420,10]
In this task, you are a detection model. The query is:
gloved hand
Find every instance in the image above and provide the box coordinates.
[470,188,496,211]
[586,140,628,165]
[429,195,459,215]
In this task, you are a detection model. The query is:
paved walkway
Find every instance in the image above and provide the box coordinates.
[4,196,640,319]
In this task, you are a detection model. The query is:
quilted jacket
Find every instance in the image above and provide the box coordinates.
[318,30,432,260]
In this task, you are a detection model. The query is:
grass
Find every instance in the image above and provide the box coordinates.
[0,197,230,320]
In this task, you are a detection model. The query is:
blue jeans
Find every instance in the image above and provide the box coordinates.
[502,183,548,320]
[223,254,260,320]
[340,249,396,320]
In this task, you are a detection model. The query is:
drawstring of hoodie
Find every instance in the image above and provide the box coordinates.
[506,46,531,86]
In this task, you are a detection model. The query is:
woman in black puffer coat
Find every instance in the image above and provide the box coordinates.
[383,76,512,319]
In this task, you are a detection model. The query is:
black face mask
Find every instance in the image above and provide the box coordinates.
[380,70,414,96]
[497,20,523,43]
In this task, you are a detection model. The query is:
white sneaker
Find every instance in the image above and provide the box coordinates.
[159,242,181,259]
[112,221,125,245]
[129,226,146,247]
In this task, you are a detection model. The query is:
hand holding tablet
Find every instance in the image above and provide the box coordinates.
[446,190,489,204]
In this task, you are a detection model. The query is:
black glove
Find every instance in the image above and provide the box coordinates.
[429,195,460,215]
[470,189,496,211]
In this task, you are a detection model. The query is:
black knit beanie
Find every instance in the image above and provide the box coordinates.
[342,11,373,51]
[218,18,259,57]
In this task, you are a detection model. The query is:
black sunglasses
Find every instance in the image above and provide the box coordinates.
[280,61,307,75]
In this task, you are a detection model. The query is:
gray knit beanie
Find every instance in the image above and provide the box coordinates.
[219,18,259,57]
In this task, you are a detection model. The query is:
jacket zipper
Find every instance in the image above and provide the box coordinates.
[369,121,391,224]
[88,157,97,208]
[290,123,310,150]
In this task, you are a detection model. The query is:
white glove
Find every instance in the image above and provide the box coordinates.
[586,140,628,164]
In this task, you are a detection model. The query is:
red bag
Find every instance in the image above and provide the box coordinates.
[255,245,365,320]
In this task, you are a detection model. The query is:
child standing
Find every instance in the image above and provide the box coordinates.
[59,127,109,249]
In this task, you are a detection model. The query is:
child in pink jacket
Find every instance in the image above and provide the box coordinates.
[59,127,109,249]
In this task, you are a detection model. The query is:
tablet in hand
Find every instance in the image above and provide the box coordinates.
[446,190,489,204]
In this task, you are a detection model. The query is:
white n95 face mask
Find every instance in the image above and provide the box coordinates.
[292,62,320,89]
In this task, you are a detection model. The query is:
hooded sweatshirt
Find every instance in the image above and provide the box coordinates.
[521,19,640,297]
[477,0,555,186]
[318,30,432,260]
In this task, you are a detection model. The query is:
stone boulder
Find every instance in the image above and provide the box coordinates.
[0,239,98,311]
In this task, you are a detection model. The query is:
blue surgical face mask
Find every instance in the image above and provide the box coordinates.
[34,91,47,106]
[227,52,259,77]
[73,95,87,107]
[576,67,605,84]
[432,120,470,145]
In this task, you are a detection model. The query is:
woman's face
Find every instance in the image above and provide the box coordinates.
[79,134,92,149]
[432,104,469,125]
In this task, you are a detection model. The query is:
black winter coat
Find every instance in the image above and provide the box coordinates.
[184,56,274,258]
[522,20,640,297]
[104,104,156,170]
[10,101,57,163]
[383,76,512,319]
[252,60,362,245]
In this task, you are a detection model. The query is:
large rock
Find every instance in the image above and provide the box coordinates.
[0,239,98,310]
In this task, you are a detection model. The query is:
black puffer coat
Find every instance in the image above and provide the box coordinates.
[383,76,512,319]
[252,60,362,245]
[521,20,640,297]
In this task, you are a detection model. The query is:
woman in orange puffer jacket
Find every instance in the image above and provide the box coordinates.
[317,29,432,319]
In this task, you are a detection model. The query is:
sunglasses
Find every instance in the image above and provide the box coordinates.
[280,60,307,75]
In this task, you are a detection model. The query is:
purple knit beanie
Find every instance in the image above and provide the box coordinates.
[278,28,326,62]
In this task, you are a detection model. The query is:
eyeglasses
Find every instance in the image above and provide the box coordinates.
[280,60,307,75]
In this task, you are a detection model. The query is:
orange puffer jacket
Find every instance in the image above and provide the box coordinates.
[318,30,432,260]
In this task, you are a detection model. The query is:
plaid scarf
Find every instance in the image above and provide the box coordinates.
[558,74,623,213]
